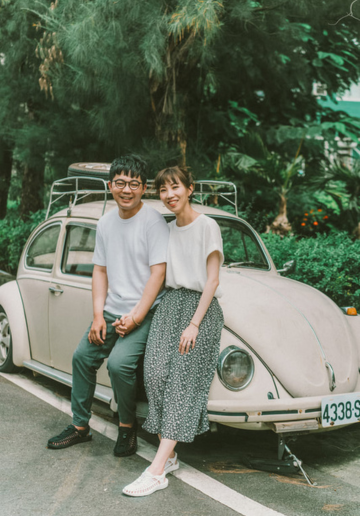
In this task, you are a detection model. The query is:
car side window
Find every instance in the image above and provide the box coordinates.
[26,224,61,271]
[214,217,268,268]
[164,214,269,269]
[242,233,264,262]
[62,224,96,277]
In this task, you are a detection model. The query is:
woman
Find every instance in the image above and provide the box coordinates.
[123,166,224,497]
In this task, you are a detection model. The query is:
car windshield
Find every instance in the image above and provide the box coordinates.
[164,215,269,269]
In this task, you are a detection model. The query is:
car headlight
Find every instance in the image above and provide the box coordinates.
[217,345,254,391]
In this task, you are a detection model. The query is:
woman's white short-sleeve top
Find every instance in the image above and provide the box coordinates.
[165,214,224,298]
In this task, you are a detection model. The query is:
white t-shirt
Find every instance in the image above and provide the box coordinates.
[93,203,169,314]
[165,214,224,298]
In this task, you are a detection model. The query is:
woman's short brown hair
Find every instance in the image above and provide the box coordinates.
[154,166,194,193]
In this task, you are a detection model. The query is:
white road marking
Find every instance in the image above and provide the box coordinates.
[1,372,286,516]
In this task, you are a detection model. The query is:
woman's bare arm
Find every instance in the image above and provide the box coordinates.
[179,250,221,354]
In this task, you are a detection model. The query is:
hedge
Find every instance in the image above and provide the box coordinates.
[1,207,360,310]
[0,206,46,274]
[261,232,360,309]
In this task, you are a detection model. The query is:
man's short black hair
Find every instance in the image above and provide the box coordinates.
[109,155,149,184]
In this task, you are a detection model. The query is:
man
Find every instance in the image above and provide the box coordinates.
[47,155,169,457]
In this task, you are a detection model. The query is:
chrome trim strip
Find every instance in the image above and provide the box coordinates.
[325,361,336,392]
[17,276,54,283]
[17,276,91,291]
[23,360,112,403]
[50,281,91,291]
[208,410,248,417]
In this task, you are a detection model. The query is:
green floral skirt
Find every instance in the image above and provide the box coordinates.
[143,288,224,443]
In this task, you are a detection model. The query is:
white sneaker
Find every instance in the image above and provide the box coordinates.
[164,452,179,475]
[123,468,168,497]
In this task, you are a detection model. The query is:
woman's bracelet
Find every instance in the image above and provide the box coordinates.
[190,321,199,329]
[132,315,141,327]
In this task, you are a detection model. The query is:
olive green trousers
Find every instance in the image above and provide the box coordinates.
[71,309,154,427]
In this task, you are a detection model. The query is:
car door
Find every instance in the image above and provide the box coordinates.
[17,222,62,366]
[48,221,111,387]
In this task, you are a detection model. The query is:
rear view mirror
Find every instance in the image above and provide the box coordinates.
[277,259,296,276]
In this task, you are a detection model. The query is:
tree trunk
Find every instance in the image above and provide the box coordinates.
[149,35,196,168]
[266,193,292,236]
[353,222,360,240]
[0,142,13,219]
[20,163,44,220]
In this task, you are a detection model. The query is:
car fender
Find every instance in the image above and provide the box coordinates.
[345,314,360,367]
[0,280,30,367]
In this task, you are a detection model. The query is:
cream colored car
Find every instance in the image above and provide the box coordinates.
[1,164,360,443]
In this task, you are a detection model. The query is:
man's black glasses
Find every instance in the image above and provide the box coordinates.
[112,179,143,190]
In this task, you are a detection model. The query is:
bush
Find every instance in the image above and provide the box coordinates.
[261,232,360,309]
[0,205,46,274]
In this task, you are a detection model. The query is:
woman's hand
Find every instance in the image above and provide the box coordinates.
[179,324,199,355]
[112,311,139,337]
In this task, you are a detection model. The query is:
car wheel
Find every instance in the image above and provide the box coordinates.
[0,309,20,373]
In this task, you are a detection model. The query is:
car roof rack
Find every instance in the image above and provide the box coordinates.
[45,176,109,220]
[191,180,238,216]
[46,163,238,219]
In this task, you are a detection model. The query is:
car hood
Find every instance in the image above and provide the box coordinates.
[219,269,358,397]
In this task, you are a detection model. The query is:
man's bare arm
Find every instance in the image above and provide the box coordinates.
[115,263,166,337]
[88,264,108,345]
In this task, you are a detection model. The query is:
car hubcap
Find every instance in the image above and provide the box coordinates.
[0,313,10,366]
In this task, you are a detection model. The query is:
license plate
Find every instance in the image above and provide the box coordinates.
[321,392,360,428]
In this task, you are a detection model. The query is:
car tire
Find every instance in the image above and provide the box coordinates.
[0,309,20,373]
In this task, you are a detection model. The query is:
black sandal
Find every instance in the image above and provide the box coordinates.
[47,424,92,449]
[113,420,137,457]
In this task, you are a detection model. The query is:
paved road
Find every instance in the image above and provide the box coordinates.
[2,372,360,516]
[0,375,239,516]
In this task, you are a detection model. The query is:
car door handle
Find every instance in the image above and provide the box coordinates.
[49,286,64,294]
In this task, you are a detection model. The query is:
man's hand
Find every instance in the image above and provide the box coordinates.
[88,315,107,345]
[113,314,137,338]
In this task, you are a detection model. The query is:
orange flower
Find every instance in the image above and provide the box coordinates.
[303,218,308,221]
[323,215,329,220]
[310,209,314,213]
[313,221,318,226]
[301,222,306,226]
[304,212,309,216]
[317,209,322,212]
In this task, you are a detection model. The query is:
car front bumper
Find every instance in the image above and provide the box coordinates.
[207,395,326,426]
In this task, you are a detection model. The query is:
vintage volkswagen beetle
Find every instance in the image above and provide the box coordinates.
[1,163,360,450]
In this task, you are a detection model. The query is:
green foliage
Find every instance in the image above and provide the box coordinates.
[291,204,335,236]
[0,204,46,273]
[237,200,270,233]
[262,232,360,308]
[2,0,360,225]
[24,0,360,168]
[310,160,360,215]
